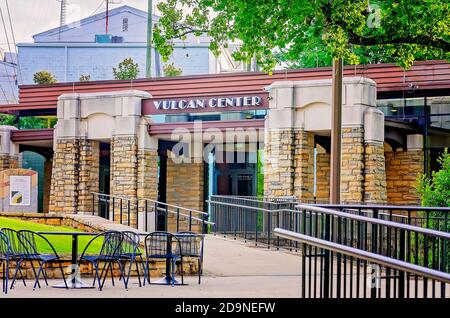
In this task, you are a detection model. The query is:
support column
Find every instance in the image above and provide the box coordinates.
[78,139,100,212]
[315,149,330,202]
[363,108,387,204]
[340,127,365,203]
[264,128,294,197]
[293,129,315,200]
[0,125,19,171]
[166,151,204,232]
[49,138,80,214]
[111,135,138,225]
[43,158,52,213]
[385,135,424,205]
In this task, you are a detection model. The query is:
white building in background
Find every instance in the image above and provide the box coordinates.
[0,50,18,104]
[17,5,245,85]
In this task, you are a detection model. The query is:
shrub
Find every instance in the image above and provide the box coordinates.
[33,71,57,84]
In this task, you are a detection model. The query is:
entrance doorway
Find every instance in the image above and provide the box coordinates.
[98,142,110,219]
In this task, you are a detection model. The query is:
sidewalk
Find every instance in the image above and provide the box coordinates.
[3,235,302,298]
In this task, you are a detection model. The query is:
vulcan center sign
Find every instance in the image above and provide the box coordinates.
[142,93,269,115]
[153,96,263,111]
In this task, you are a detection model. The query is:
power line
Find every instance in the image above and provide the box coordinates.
[5,0,23,85]
[0,4,17,103]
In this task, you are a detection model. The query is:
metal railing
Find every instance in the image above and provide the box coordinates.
[274,228,450,298]
[92,192,214,234]
[209,195,450,234]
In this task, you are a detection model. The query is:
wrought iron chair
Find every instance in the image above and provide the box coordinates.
[17,230,68,290]
[144,231,183,287]
[0,231,13,294]
[119,231,144,288]
[78,231,124,291]
[176,231,204,284]
[0,228,27,290]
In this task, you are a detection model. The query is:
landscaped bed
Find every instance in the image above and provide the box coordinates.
[0,217,103,255]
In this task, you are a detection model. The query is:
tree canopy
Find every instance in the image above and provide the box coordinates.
[33,71,57,84]
[113,58,140,80]
[153,0,449,71]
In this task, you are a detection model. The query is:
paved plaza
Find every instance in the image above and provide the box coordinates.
[3,235,302,298]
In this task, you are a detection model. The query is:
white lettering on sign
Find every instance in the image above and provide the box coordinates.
[152,96,263,111]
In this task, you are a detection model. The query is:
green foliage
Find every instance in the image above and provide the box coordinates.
[19,117,49,129]
[0,217,103,255]
[417,149,450,208]
[163,62,183,77]
[113,58,140,80]
[257,149,264,198]
[0,113,16,125]
[33,71,57,84]
[153,0,449,71]
[79,74,91,82]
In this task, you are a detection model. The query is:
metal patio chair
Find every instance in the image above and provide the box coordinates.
[0,228,27,290]
[176,231,204,284]
[118,231,144,288]
[144,231,183,287]
[17,230,68,290]
[0,231,14,294]
[78,231,124,291]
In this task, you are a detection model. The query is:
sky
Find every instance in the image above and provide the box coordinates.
[0,0,155,51]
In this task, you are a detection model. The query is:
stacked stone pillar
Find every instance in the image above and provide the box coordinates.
[49,90,158,223]
[293,129,315,200]
[0,126,19,171]
[264,128,295,197]
[265,78,388,204]
[385,135,424,205]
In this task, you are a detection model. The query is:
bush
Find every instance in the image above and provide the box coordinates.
[33,71,57,84]
[417,149,450,208]
[113,58,139,80]
[79,74,91,82]
[163,62,182,77]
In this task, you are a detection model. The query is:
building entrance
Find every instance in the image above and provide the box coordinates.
[98,142,110,219]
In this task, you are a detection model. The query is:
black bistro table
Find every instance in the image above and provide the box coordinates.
[38,231,97,289]
[150,232,198,286]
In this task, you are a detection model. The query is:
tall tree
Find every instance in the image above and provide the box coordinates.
[153,0,449,70]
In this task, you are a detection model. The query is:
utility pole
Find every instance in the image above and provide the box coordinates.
[57,0,67,40]
[329,58,343,204]
[146,0,153,78]
[105,0,109,34]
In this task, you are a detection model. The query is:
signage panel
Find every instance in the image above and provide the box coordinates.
[142,92,269,115]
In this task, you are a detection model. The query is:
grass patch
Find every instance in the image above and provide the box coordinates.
[0,217,103,256]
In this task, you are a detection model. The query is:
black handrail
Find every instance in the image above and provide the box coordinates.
[91,192,214,234]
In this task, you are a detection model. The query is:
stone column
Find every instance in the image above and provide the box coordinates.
[340,127,365,203]
[78,139,100,212]
[264,128,294,197]
[363,108,387,204]
[315,150,330,202]
[0,125,19,171]
[49,138,80,214]
[137,119,158,201]
[293,129,315,200]
[166,151,204,233]
[110,135,138,225]
[385,135,424,205]
[42,158,52,213]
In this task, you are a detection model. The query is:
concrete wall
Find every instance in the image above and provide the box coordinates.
[18,44,211,83]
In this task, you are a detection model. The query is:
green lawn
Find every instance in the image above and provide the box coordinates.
[0,217,103,256]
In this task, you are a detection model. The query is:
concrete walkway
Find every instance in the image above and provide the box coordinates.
[4,235,302,298]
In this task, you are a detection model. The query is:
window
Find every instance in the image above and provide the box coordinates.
[122,18,128,32]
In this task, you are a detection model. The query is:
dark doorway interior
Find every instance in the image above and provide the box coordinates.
[98,142,110,219]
